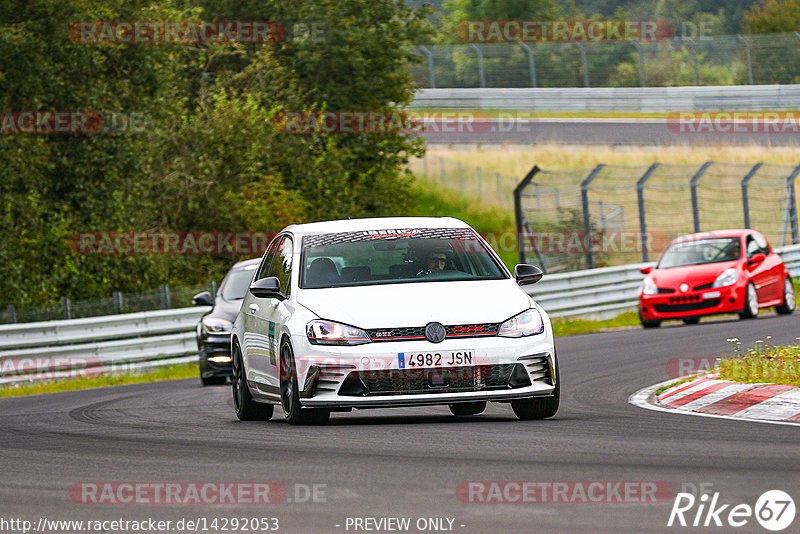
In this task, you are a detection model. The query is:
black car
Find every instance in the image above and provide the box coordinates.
[193,258,260,385]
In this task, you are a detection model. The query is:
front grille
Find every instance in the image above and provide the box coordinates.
[654,299,720,313]
[366,323,499,342]
[340,364,522,396]
[694,282,715,291]
[657,287,675,294]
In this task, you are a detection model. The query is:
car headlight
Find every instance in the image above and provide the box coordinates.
[201,317,233,334]
[712,268,738,288]
[642,277,658,295]
[498,309,544,338]
[306,320,371,345]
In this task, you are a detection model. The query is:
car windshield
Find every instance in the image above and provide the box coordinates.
[221,268,256,300]
[301,228,507,288]
[658,237,741,268]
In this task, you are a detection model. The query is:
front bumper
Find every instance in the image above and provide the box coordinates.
[288,332,556,409]
[639,284,745,320]
[199,334,233,377]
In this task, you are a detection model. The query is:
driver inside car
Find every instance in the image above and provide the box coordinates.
[417,249,448,276]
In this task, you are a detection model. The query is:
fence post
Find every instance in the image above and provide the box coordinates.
[61,297,72,320]
[211,280,218,295]
[476,167,482,197]
[574,42,590,87]
[581,164,606,268]
[637,163,660,262]
[458,161,464,190]
[688,40,700,85]
[785,164,800,245]
[629,40,647,87]
[439,157,445,184]
[6,304,16,323]
[160,285,171,309]
[469,44,486,88]
[740,162,763,229]
[514,166,545,270]
[519,42,537,87]
[112,291,123,314]
[737,35,754,85]
[690,161,713,233]
[418,46,435,88]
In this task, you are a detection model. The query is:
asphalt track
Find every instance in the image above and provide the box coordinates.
[422,118,800,146]
[2,312,800,534]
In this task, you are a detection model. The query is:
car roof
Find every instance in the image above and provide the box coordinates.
[671,229,754,243]
[282,217,469,236]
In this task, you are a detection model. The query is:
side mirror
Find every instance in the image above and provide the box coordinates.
[514,264,544,286]
[640,266,652,275]
[749,252,766,265]
[192,291,214,306]
[249,276,286,300]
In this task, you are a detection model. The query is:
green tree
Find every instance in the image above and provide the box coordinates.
[744,0,800,32]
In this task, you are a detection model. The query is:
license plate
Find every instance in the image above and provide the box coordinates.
[398,350,473,368]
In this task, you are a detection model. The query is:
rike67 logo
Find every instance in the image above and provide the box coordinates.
[668,490,796,531]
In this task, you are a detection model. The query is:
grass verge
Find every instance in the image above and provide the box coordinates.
[550,311,640,337]
[0,362,200,398]
[717,340,800,387]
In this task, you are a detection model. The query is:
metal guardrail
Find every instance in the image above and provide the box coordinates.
[527,244,800,319]
[409,85,800,112]
[0,307,209,384]
[3,245,800,383]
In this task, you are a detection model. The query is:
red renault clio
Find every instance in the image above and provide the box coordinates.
[638,230,794,327]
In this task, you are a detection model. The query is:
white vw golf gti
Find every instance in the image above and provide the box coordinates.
[231,217,559,425]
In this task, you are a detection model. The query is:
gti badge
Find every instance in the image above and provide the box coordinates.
[425,322,446,343]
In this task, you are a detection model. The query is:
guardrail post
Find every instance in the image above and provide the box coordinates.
[740,162,763,229]
[514,165,545,270]
[160,285,171,309]
[737,35,754,85]
[211,280,218,296]
[61,297,72,320]
[5,304,16,323]
[458,161,464,190]
[573,42,590,87]
[581,164,606,268]
[629,40,646,87]
[690,161,713,233]
[637,163,660,262]
[418,46,435,88]
[468,44,486,88]
[519,42,537,87]
[476,167,482,196]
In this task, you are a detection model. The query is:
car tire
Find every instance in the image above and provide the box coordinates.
[280,341,330,426]
[231,341,274,421]
[639,313,660,328]
[739,282,759,319]
[511,357,560,420]
[776,277,795,315]
[682,317,700,325]
[449,401,487,416]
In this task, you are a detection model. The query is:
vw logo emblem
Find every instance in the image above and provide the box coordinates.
[680,283,689,292]
[424,322,446,343]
